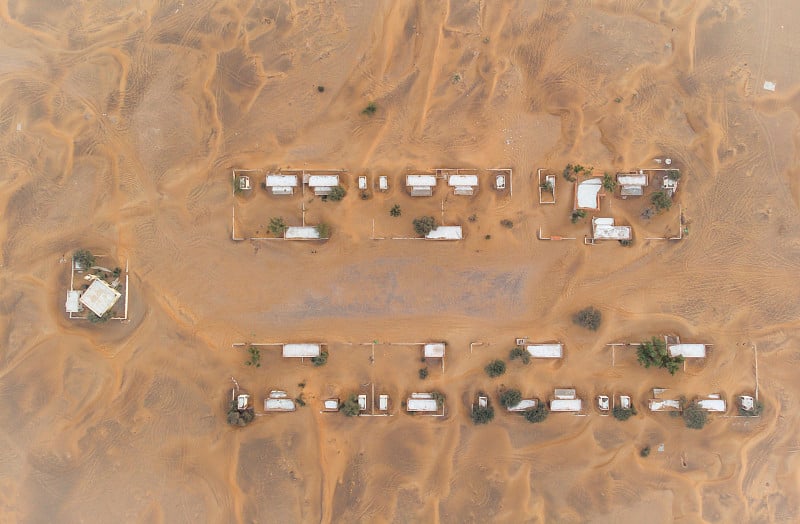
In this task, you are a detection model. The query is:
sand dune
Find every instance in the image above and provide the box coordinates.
[1,0,800,522]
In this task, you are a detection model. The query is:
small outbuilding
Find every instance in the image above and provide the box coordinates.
[307,175,340,196]
[406,392,442,413]
[668,343,707,359]
[238,175,251,190]
[525,343,563,359]
[591,217,632,241]
[425,226,463,240]
[378,394,390,412]
[265,174,299,195]
[575,178,603,210]
[406,174,437,196]
[619,395,632,409]
[423,343,445,359]
[507,399,539,412]
[379,176,389,191]
[65,290,82,313]
[80,279,121,317]
[648,388,681,412]
[739,395,755,412]
[358,176,367,190]
[617,172,648,196]
[447,174,479,196]
[264,391,296,412]
[284,226,321,240]
[550,388,582,412]
[237,394,250,410]
[322,398,340,412]
[697,394,726,412]
[282,343,322,358]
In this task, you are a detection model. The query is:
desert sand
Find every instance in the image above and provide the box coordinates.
[1,0,800,522]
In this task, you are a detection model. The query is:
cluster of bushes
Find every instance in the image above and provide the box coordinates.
[509,346,530,365]
[612,404,637,421]
[73,249,95,269]
[562,164,593,182]
[310,350,328,367]
[413,216,437,236]
[471,394,494,425]
[682,401,707,429]
[269,217,288,237]
[570,209,586,223]
[636,337,684,375]
[342,394,361,417]
[226,400,255,427]
[244,346,261,368]
[573,306,602,331]
[484,359,506,378]
[651,190,672,211]
[328,185,346,201]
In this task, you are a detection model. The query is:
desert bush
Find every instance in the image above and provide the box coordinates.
[362,102,377,115]
[651,190,672,211]
[316,223,331,238]
[328,185,346,201]
[640,446,651,457]
[602,172,617,192]
[571,209,586,223]
[667,169,681,180]
[73,249,95,269]
[311,350,328,367]
[484,359,506,378]
[471,404,494,425]
[413,216,437,236]
[509,346,530,364]
[499,389,522,408]
[636,337,684,375]
[390,204,401,217]
[500,219,514,229]
[342,394,361,417]
[419,367,429,380]
[431,391,446,408]
[226,400,255,427]
[244,346,262,368]
[612,404,637,421]
[682,402,708,429]
[268,217,288,237]
[573,306,602,331]
[524,404,549,423]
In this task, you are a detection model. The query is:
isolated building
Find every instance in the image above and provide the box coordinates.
[264,391,296,412]
[379,175,389,191]
[265,174,298,195]
[697,394,726,412]
[79,279,121,317]
[322,399,340,412]
[425,226,463,240]
[591,217,632,241]
[378,394,390,412]
[648,388,681,412]
[447,174,479,196]
[406,392,441,413]
[617,172,648,196]
[575,178,603,210]
[237,394,250,410]
[307,175,340,196]
[406,174,437,196]
[282,343,322,358]
[424,343,446,359]
[507,399,539,412]
[525,343,563,359]
[668,343,707,359]
[284,227,321,240]
[739,395,756,412]
[550,388,582,412]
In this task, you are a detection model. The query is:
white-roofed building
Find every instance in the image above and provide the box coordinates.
[525,343,563,358]
[264,391,296,412]
[575,178,603,209]
[424,343,445,358]
[550,388,582,412]
[617,172,648,196]
[378,394,389,412]
[697,394,726,412]
[307,175,340,196]
[739,395,755,412]
[447,174,479,195]
[507,399,539,412]
[237,394,250,410]
[284,226,321,240]
[425,226,463,240]
[79,279,121,317]
[592,217,632,241]
[668,344,707,358]
[282,343,322,358]
[265,174,298,195]
[65,290,82,313]
[649,398,681,411]
[406,392,443,413]
[322,398,340,412]
[406,174,437,196]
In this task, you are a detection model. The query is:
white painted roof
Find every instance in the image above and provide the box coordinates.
[668,344,706,358]
[424,343,445,358]
[264,391,295,411]
[282,343,321,358]
[379,395,388,411]
[265,174,298,187]
[406,175,437,187]
[407,392,439,412]
[79,279,121,317]
[620,396,631,409]
[550,399,582,412]
[323,399,339,410]
[525,344,563,358]
[617,174,648,186]
[447,175,478,187]
[358,394,367,410]
[284,226,321,240]
[739,395,755,411]
[379,176,388,190]
[65,290,81,313]
[554,388,576,399]
[698,398,726,412]
[576,178,602,209]
[237,394,250,410]
[425,226,462,240]
[308,175,339,187]
[648,399,681,411]
[592,218,632,240]
[358,176,367,189]
[507,399,538,412]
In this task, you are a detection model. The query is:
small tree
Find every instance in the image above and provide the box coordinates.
[636,337,684,374]
[226,400,255,427]
[484,359,506,378]
[88,310,113,323]
[524,404,549,423]
[311,350,328,367]
[562,164,576,182]
[390,204,402,217]
[651,190,672,211]
[739,400,763,417]
[316,223,331,238]
[640,446,651,457]
[682,402,708,429]
[362,102,377,115]
[419,367,429,380]
[602,172,617,192]
[342,394,361,416]
[667,169,681,181]
[244,346,261,368]
[573,306,602,331]
[328,185,346,201]
[499,389,522,408]
[413,216,437,237]
[471,404,494,424]
[570,209,586,223]
[73,249,95,269]
[540,181,554,194]
[500,219,514,229]
[268,217,288,237]
[612,404,637,421]
[431,391,446,408]
[509,346,530,365]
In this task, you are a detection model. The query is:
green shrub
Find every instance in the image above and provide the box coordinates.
[571,209,586,223]
[524,404,549,423]
[431,391,446,408]
[636,337,684,375]
[682,402,708,429]
[471,403,495,425]
[640,446,651,457]
[540,181,554,193]
[413,216,437,236]
[88,310,113,323]
[316,223,331,238]
[317,85,325,93]
[573,306,602,331]
[419,367,429,380]
[602,172,617,192]
[268,217,288,237]
[362,102,377,115]
[311,350,328,367]
[612,404,637,421]
[500,219,514,229]
[651,190,672,211]
[509,346,530,364]
[667,169,681,181]
[328,185,346,201]
[73,249,95,269]
[244,346,261,368]
[226,400,255,427]
[484,359,506,378]
[390,204,402,217]
[342,394,361,416]
[499,389,522,408]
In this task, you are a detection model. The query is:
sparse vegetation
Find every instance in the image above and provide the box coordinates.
[540,181,554,193]
[524,404,549,423]
[484,359,506,378]
[88,310,113,323]
[452,73,461,83]
[499,389,522,408]
[295,394,306,407]
[431,390,446,408]
[390,204,402,217]
[468,214,477,222]
[244,346,262,368]
[484,234,491,240]
[328,185,346,201]
[419,367,429,380]
[640,446,651,457]
[573,306,602,331]
[268,217,288,237]
[73,249,95,269]
[563,164,593,182]
[112,267,122,278]
[602,172,617,192]
[362,102,377,115]
[342,394,361,417]
[636,336,684,375]
[612,404,637,421]
[571,209,586,223]
[500,219,514,229]
[311,350,329,367]
[317,85,325,92]
[739,400,764,417]
[316,223,331,238]
[614,97,623,103]
[667,169,681,181]
[413,216,437,237]
[562,164,576,182]
[471,401,495,425]
[620,239,633,247]
[651,190,673,211]
[682,401,708,429]
[509,346,531,365]
[360,190,370,200]
[226,400,255,427]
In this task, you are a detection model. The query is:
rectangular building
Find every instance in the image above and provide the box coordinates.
[668,344,707,358]
[406,175,437,196]
[525,343,563,358]
[265,174,298,195]
[282,343,322,358]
